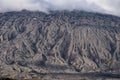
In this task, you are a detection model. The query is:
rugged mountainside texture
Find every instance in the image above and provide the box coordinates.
[0,10,120,79]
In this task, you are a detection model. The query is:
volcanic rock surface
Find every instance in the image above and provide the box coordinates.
[0,10,120,79]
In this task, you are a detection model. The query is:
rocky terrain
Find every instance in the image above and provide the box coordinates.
[0,10,120,79]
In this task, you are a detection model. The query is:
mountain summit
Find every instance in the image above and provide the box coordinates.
[0,11,120,79]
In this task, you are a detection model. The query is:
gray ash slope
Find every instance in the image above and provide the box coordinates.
[0,10,120,78]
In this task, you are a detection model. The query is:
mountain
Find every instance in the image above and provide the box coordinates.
[0,10,120,79]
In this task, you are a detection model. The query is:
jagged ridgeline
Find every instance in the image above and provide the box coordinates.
[0,10,120,79]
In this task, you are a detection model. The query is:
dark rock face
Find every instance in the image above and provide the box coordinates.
[0,10,120,79]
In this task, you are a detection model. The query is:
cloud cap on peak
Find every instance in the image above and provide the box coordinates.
[0,0,120,16]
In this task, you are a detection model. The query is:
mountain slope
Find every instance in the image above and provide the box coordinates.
[0,10,120,79]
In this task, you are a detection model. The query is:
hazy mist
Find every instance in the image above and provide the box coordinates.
[0,0,120,16]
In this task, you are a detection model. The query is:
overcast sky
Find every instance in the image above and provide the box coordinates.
[0,0,120,16]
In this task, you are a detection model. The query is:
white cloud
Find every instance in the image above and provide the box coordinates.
[88,0,120,16]
[0,0,120,16]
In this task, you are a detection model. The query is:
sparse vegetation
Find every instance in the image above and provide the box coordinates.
[0,10,120,79]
